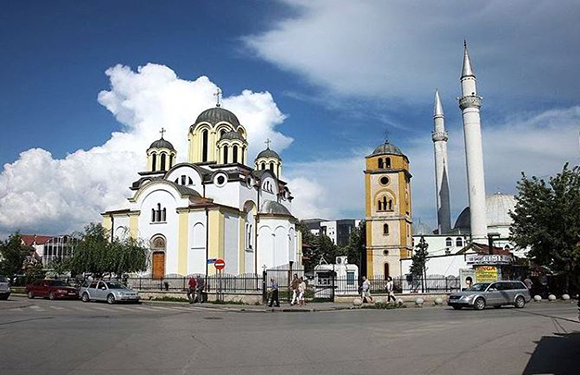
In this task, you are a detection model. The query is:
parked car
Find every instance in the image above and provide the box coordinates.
[0,276,11,300]
[80,280,140,304]
[448,281,531,310]
[26,279,79,300]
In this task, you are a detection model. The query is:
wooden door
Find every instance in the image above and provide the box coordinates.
[152,252,165,279]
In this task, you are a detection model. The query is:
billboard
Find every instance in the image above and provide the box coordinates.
[475,266,498,283]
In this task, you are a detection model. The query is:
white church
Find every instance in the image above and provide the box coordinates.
[102,101,302,278]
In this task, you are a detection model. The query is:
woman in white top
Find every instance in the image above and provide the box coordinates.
[298,277,306,306]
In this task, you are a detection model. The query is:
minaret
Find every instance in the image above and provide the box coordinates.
[458,41,487,243]
[432,90,451,234]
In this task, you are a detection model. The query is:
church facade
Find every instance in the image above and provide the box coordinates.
[102,104,301,278]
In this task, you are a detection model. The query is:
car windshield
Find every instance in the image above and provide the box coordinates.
[106,282,126,289]
[47,280,68,287]
[471,283,490,291]
[0,276,6,282]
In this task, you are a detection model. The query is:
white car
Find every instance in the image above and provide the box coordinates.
[80,280,139,304]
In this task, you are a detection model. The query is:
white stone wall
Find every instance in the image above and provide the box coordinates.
[187,211,207,275]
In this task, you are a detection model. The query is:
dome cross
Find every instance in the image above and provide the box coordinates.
[159,127,166,139]
[265,138,272,149]
[214,88,222,107]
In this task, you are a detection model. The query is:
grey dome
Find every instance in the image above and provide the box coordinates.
[195,106,240,126]
[454,193,516,230]
[149,138,175,151]
[220,131,246,142]
[260,200,291,216]
[256,148,280,160]
[369,142,404,157]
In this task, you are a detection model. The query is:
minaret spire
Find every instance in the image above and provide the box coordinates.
[432,90,451,234]
[458,41,487,243]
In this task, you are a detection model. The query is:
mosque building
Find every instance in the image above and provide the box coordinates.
[102,98,301,278]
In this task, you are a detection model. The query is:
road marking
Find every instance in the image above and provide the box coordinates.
[49,306,65,311]
[29,305,46,312]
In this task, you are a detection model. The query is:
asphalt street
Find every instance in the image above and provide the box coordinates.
[0,296,578,375]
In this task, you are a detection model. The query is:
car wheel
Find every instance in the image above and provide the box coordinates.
[49,292,55,300]
[515,296,525,308]
[474,297,486,310]
[81,293,90,302]
[452,305,462,310]
[27,291,34,299]
[107,294,115,304]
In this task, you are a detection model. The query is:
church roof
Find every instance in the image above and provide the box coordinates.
[172,182,202,198]
[256,147,280,160]
[260,200,291,216]
[195,106,240,126]
[368,142,405,157]
[149,138,175,151]
[219,130,246,142]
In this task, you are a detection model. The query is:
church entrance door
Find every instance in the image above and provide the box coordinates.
[152,252,165,279]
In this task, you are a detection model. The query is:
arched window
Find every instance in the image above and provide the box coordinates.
[223,145,229,164]
[378,158,384,169]
[269,162,274,172]
[151,208,155,222]
[162,208,167,222]
[156,203,162,222]
[386,157,391,168]
[456,237,463,247]
[388,199,393,211]
[384,263,390,279]
[169,154,173,169]
[202,129,209,162]
[261,162,266,170]
[377,196,388,211]
[188,177,193,185]
[160,153,167,171]
[181,175,186,185]
[383,223,389,235]
[233,145,238,163]
[221,129,226,137]
[445,237,452,247]
[151,153,157,172]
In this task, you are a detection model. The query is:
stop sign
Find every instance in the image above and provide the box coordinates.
[214,258,225,270]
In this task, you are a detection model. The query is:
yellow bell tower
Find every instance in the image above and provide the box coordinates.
[364,141,413,279]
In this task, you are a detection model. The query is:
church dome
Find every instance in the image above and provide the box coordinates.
[257,147,280,160]
[219,130,246,142]
[149,138,175,151]
[260,200,291,216]
[195,106,240,126]
[454,193,517,231]
[369,142,404,157]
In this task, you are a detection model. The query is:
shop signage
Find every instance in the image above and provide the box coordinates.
[466,254,512,265]
[475,266,498,283]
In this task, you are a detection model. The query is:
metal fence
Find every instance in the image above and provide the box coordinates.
[126,274,262,294]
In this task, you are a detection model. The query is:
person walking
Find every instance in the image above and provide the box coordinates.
[298,277,306,306]
[361,276,373,303]
[187,276,197,304]
[524,276,533,291]
[290,274,300,305]
[268,277,280,307]
[196,275,205,304]
[386,276,396,303]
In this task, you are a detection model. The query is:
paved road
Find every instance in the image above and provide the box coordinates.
[0,296,578,375]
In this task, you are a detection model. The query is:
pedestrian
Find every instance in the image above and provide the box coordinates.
[361,276,373,303]
[386,276,396,303]
[187,275,197,304]
[268,277,280,307]
[523,276,533,291]
[298,277,306,306]
[290,274,300,305]
[196,275,205,304]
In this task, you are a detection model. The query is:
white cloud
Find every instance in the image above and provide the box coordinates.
[0,64,292,235]
[245,0,580,103]
[286,107,580,230]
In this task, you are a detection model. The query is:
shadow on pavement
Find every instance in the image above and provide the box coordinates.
[523,331,580,375]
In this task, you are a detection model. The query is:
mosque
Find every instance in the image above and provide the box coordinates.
[365,42,519,279]
[102,98,301,278]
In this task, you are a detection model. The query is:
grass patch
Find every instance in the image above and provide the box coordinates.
[151,296,189,303]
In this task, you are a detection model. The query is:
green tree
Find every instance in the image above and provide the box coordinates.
[0,232,31,276]
[47,258,71,278]
[297,222,339,272]
[339,220,365,268]
[510,163,580,292]
[410,236,429,293]
[68,223,149,278]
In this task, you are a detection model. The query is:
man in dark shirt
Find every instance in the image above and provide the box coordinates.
[268,277,280,307]
[196,275,205,304]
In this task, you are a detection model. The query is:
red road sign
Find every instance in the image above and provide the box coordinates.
[214,258,225,270]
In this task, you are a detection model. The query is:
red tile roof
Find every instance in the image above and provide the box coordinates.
[20,235,53,246]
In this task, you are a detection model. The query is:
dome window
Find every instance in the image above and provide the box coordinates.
[223,145,229,164]
[378,158,384,169]
[160,153,167,171]
[386,158,391,168]
[233,145,238,163]
[202,129,209,162]
[214,173,228,187]
[151,153,157,172]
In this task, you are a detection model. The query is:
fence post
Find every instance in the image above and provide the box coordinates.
[331,270,335,302]
[262,270,267,304]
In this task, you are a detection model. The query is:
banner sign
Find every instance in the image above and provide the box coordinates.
[466,254,512,265]
[475,266,498,283]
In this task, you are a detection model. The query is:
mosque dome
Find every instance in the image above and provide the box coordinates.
[454,193,517,231]
[369,142,405,157]
[149,138,175,151]
[219,130,246,142]
[413,221,433,236]
[195,106,240,126]
[257,148,281,160]
[260,200,291,216]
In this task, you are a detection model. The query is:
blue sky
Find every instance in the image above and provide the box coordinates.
[1,1,579,235]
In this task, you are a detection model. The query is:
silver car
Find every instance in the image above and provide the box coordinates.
[80,280,140,304]
[448,281,531,310]
[0,276,11,300]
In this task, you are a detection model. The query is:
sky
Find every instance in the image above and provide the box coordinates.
[1,0,579,236]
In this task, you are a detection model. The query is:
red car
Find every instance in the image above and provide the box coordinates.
[26,279,79,300]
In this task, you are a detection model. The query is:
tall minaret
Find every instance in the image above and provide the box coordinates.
[432,90,451,234]
[458,41,487,243]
